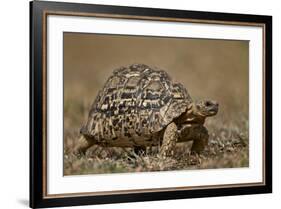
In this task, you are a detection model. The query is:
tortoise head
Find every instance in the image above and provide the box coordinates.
[190,100,219,117]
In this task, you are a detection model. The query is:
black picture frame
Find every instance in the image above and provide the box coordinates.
[30,0,272,208]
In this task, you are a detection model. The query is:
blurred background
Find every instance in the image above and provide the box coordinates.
[64,32,248,127]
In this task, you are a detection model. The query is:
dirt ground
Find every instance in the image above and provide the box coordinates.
[63,33,249,175]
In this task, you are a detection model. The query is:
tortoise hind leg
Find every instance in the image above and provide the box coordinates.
[73,135,95,155]
[191,126,209,153]
[160,122,178,158]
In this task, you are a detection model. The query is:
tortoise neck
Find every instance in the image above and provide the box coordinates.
[185,103,205,124]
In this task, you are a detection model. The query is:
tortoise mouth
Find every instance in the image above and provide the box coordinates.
[210,106,218,113]
[207,106,218,115]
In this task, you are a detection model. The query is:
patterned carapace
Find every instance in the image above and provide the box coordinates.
[80,64,192,147]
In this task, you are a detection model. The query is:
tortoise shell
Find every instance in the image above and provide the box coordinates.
[80,64,192,146]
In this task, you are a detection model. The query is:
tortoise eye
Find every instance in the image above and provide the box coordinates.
[205,101,211,106]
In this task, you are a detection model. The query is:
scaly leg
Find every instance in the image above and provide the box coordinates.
[73,135,95,155]
[160,122,178,158]
[191,126,209,153]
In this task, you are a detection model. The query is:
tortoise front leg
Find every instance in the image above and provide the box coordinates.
[160,122,178,158]
[73,135,95,155]
[190,126,209,153]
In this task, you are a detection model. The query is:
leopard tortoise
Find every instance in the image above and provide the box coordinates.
[74,64,219,157]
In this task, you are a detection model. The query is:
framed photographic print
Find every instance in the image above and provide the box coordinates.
[30,0,272,208]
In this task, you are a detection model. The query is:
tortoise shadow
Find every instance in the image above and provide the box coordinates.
[17,199,29,207]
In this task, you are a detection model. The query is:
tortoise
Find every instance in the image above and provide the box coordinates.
[74,64,218,157]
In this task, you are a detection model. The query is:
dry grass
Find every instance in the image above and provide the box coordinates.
[63,33,249,175]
